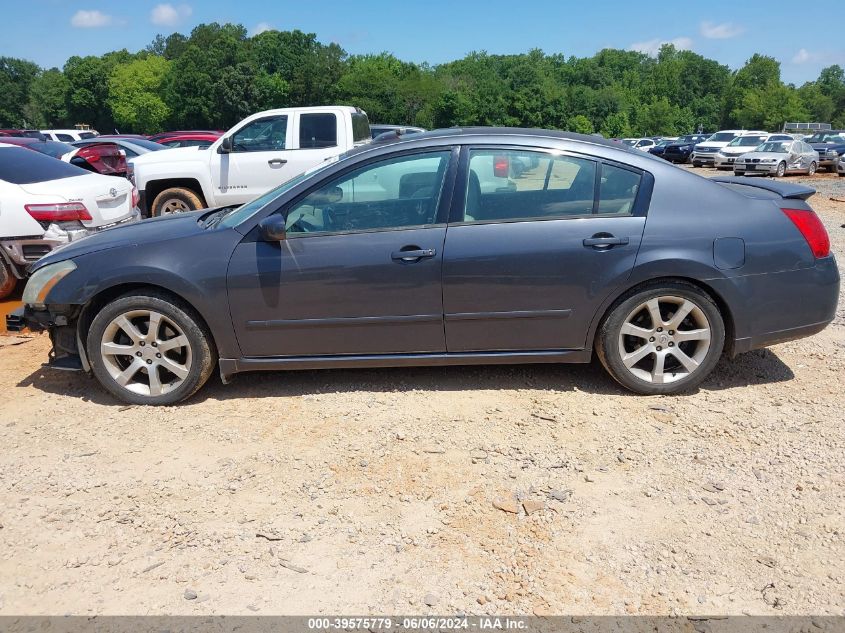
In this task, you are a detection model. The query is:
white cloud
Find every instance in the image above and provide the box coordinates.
[150,3,192,27]
[629,37,693,56]
[70,9,114,28]
[791,48,814,64]
[700,21,744,39]
[251,22,273,36]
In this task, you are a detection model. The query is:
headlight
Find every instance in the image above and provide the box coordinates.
[828,150,839,157]
[22,260,77,308]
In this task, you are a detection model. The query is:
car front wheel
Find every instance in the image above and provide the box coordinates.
[808,162,817,176]
[87,292,216,405]
[151,187,204,216]
[775,161,786,177]
[596,282,725,395]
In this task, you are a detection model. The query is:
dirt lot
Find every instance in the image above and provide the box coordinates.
[1,167,843,616]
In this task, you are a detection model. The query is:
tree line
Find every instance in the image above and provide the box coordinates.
[2,22,844,136]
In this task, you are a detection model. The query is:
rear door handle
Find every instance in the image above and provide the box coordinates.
[583,236,629,248]
[268,158,287,166]
[391,248,436,262]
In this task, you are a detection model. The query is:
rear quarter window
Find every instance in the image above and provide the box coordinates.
[352,113,372,143]
[0,146,87,184]
[299,113,338,149]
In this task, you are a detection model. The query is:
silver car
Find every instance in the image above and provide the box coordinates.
[714,133,791,169]
[734,139,819,177]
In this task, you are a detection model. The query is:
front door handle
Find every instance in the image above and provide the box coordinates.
[391,248,436,262]
[268,158,287,166]
[583,235,629,249]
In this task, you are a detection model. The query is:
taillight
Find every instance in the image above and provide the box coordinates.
[131,186,140,208]
[781,208,830,259]
[494,155,509,178]
[25,202,93,222]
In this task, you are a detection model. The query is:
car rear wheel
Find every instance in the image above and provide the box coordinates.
[151,187,203,217]
[87,292,216,405]
[0,259,18,300]
[596,282,725,395]
[775,161,786,177]
[807,162,817,176]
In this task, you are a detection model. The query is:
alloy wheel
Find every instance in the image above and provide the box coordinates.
[617,295,712,385]
[99,309,193,396]
[776,162,786,177]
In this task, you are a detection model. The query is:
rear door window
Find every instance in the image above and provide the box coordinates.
[56,134,74,142]
[462,149,597,222]
[299,113,338,149]
[598,164,642,215]
[0,146,87,184]
[351,113,371,143]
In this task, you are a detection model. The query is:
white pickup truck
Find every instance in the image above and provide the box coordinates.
[133,106,371,217]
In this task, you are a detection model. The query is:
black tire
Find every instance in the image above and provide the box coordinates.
[151,187,204,217]
[596,281,725,395]
[87,291,216,405]
[0,258,18,300]
[692,161,701,168]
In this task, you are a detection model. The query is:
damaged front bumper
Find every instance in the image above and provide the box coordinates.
[6,305,87,371]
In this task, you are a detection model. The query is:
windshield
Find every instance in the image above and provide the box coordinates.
[706,132,738,143]
[216,158,341,229]
[804,132,845,143]
[728,136,767,147]
[127,138,167,151]
[755,141,790,153]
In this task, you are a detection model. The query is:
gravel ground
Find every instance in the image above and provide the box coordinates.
[0,168,843,616]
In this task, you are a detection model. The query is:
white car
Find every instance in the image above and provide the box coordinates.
[41,129,99,142]
[621,138,657,151]
[692,130,767,167]
[132,106,372,217]
[713,133,793,169]
[0,143,139,299]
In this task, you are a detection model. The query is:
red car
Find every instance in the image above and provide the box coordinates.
[0,137,128,177]
[147,130,222,147]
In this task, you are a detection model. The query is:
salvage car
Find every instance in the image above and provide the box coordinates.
[803,130,845,172]
[661,134,710,163]
[0,137,129,177]
[713,133,775,169]
[733,139,819,177]
[74,136,167,160]
[0,143,139,299]
[8,128,838,405]
[692,130,766,167]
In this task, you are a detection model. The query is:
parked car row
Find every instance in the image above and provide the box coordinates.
[649,128,845,178]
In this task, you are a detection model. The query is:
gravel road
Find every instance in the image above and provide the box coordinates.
[1,168,843,616]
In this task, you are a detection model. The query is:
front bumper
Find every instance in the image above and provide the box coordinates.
[692,152,717,164]
[837,160,844,175]
[5,304,87,371]
[713,154,742,168]
[663,150,691,163]
[733,162,779,175]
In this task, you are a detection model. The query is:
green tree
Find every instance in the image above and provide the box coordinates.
[600,111,632,138]
[24,68,70,128]
[107,56,171,133]
[568,114,594,134]
[0,57,40,127]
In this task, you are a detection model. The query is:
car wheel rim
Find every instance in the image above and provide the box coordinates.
[100,310,192,397]
[617,296,711,385]
[809,163,816,175]
[777,163,785,177]
[161,199,190,215]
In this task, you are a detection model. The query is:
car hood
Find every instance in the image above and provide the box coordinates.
[32,210,207,270]
[736,152,785,160]
[696,142,729,148]
[809,142,845,150]
[721,146,758,155]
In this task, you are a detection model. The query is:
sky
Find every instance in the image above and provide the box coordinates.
[6,0,844,85]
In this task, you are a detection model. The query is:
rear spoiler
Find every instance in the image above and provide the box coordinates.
[710,176,815,201]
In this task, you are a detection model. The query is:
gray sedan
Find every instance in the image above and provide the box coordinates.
[734,139,819,177]
[8,128,839,405]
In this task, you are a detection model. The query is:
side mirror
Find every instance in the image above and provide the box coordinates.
[218,136,233,154]
[258,215,286,242]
